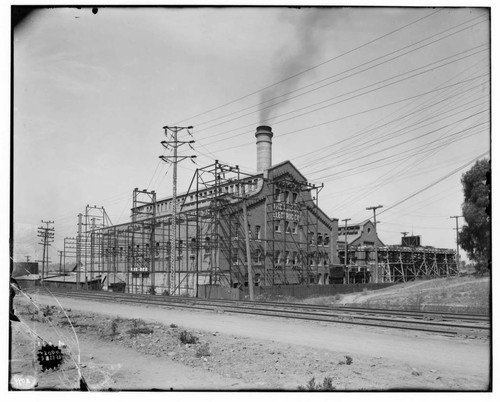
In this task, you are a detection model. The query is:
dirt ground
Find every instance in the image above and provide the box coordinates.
[9,289,490,392]
[305,276,491,315]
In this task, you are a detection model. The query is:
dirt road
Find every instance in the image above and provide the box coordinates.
[11,293,490,390]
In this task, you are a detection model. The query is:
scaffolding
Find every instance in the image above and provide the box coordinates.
[266,176,331,286]
[339,245,458,283]
[86,160,336,295]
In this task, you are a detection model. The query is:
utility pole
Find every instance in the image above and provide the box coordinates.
[450,215,463,272]
[58,251,63,275]
[37,220,54,281]
[342,218,351,284]
[77,214,83,288]
[242,195,254,301]
[366,205,383,283]
[160,125,196,296]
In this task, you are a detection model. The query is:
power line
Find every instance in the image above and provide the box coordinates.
[174,8,443,125]
[192,15,488,131]
[198,45,489,148]
[377,152,489,218]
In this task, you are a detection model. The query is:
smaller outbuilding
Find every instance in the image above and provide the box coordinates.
[41,274,101,290]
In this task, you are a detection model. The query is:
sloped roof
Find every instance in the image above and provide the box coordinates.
[14,274,41,281]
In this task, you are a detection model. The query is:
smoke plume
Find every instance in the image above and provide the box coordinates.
[259,8,335,124]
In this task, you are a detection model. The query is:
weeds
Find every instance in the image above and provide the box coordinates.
[195,342,211,358]
[179,330,198,344]
[128,327,153,337]
[127,319,152,337]
[131,319,146,329]
[298,376,336,391]
[111,318,120,337]
[40,305,54,317]
[170,323,178,329]
[338,355,353,365]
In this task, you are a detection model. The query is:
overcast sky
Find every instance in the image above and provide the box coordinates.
[10,5,491,263]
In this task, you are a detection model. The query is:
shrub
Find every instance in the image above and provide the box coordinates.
[338,355,353,365]
[298,376,336,391]
[110,319,120,337]
[180,330,198,344]
[40,305,54,317]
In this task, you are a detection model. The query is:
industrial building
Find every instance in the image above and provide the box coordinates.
[64,125,460,295]
[76,126,340,295]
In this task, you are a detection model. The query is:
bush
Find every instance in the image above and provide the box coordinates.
[111,319,120,337]
[298,376,336,391]
[338,355,353,365]
[40,305,54,317]
[180,330,198,344]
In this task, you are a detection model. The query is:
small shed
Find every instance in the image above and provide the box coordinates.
[41,274,101,290]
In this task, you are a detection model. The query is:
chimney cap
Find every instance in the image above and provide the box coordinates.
[256,125,272,132]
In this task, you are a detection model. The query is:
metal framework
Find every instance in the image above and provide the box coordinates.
[265,176,329,286]
[339,245,458,283]
[79,159,335,295]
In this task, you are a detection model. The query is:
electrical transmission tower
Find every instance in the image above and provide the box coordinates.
[37,220,54,280]
[159,125,196,295]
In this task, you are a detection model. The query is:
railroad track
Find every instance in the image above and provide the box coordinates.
[30,288,490,337]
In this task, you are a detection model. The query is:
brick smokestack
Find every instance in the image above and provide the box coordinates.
[255,125,273,173]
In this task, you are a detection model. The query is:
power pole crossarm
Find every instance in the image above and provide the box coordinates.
[160,125,195,296]
[37,220,54,281]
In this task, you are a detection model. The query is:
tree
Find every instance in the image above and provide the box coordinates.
[458,158,491,274]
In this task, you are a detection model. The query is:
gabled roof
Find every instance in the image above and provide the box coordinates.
[337,233,362,245]
[267,160,308,183]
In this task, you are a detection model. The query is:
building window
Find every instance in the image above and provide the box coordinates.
[292,192,298,203]
[274,188,281,202]
[274,251,282,265]
[317,234,323,245]
[284,190,290,203]
[275,221,282,233]
[255,250,262,264]
[255,225,261,240]
[232,249,239,264]
[324,234,329,246]
[309,232,315,244]
[285,251,290,265]
[292,222,298,234]
[285,221,291,233]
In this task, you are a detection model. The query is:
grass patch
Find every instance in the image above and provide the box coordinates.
[298,376,336,391]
